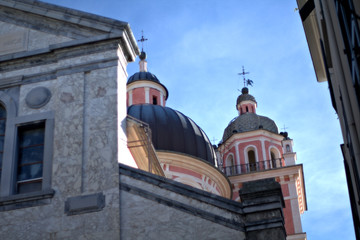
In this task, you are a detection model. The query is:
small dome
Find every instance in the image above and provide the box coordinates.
[223,113,278,141]
[128,104,216,165]
[236,89,257,106]
[127,71,160,84]
[127,72,169,100]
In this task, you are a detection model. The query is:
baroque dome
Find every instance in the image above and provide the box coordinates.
[222,113,278,142]
[128,104,216,165]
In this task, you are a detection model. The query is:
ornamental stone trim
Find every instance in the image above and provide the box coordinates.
[25,86,51,109]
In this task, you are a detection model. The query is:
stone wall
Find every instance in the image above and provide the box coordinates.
[119,163,246,240]
[0,1,138,239]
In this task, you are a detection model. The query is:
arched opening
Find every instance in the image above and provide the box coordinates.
[286,144,291,152]
[271,151,276,168]
[226,155,235,176]
[248,150,256,172]
[246,106,249,112]
[152,96,158,105]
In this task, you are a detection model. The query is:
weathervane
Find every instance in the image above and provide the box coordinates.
[137,30,148,52]
[238,66,253,88]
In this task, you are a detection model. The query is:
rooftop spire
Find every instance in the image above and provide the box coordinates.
[238,66,254,88]
[137,31,148,72]
[137,30,148,52]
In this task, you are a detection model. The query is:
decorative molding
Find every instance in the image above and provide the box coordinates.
[25,86,51,109]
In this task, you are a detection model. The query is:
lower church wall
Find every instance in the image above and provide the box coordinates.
[119,164,246,240]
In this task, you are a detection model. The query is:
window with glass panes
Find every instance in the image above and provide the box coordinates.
[16,122,45,194]
[0,105,5,186]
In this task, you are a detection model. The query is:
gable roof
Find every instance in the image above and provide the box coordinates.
[0,0,139,60]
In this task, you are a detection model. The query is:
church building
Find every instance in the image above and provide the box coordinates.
[127,50,307,240]
[0,0,306,239]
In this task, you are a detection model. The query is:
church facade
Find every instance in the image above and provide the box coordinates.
[0,1,305,239]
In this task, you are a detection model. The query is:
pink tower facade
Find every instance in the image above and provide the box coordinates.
[217,87,307,240]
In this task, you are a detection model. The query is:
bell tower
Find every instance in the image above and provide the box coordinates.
[217,69,307,240]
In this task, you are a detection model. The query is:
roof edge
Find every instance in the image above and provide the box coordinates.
[0,0,126,31]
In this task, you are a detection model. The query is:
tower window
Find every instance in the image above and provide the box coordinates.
[153,96,158,105]
[248,150,256,171]
[271,152,276,168]
[226,155,235,176]
[286,145,291,152]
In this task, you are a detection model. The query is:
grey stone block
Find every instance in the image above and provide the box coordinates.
[65,192,105,216]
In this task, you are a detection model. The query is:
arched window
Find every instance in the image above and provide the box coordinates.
[226,155,235,176]
[152,96,158,105]
[286,144,291,152]
[248,150,256,172]
[0,105,6,186]
[271,152,276,168]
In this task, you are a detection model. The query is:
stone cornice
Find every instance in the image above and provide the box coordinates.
[0,0,139,60]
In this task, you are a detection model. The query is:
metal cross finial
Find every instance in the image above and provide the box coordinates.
[281,124,288,132]
[238,66,253,87]
[211,137,218,145]
[137,30,148,52]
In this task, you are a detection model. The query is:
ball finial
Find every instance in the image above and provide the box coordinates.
[241,87,249,94]
[140,51,147,60]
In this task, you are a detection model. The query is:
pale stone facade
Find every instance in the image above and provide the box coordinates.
[0,1,137,239]
[0,1,288,239]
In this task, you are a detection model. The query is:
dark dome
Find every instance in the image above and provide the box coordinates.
[236,92,257,106]
[128,104,215,165]
[223,113,278,141]
[127,72,169,100]
[127,71,160,84]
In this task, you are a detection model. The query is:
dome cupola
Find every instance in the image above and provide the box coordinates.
[128,104,216,165]
[236,87,257,115]
[223,87,278,142]
[126,51,168,107]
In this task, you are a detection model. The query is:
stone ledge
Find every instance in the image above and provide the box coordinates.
[0,33,122,63]
[0,57,118,88]
[0,188,55,211]
[119,163,244,214]
[0,0,138,56]
[120,182,245,231]
[0,0,128,32]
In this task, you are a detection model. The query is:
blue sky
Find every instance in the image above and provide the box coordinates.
[44,0,355,239]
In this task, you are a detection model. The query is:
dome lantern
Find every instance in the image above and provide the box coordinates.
[236,87,257,115]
